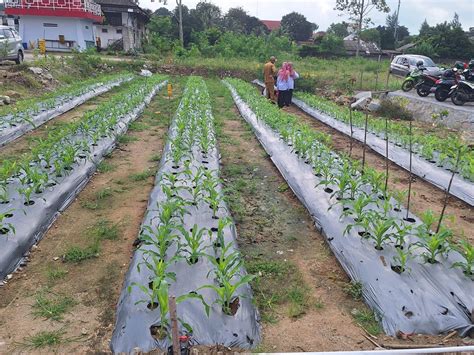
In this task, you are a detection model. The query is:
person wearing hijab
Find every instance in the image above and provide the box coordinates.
[276,62,299,108]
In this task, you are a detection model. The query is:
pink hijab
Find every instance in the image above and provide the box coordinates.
[278,62,296,81]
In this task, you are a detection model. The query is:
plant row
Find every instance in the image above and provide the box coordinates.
[296,92,474,183]
[227,78,473,279]
[131,77,254,340]
[0,75,166,236]
[0,72,133,129]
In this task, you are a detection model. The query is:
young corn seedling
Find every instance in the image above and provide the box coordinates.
[200,266,255,316]
[391,245,413,274]
[131,279,208,340]
[0,210,15,235]
[212,217,233,249]
[17,185,35,206]
[140,224,181,261]
[414,227,452,264]
[177,224,209,264]
[451,239,474,278]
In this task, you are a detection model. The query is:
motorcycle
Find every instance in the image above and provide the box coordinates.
[451,80,474,106]
[401,67,425,92]
[415,72,440,97]
[433,68,462,102]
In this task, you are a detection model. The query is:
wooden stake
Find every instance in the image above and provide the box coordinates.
[360,70,364,90]
[362,112,368,173]
[169,296,180,355]
[385,54,394,90]
[384,116,389,192]
[436,147,462,233]
[405,120,413,219]
[349,107,354,157]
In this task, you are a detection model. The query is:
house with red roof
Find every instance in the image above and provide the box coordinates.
[261,20,280,32]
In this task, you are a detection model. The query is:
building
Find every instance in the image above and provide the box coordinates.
[261,20,281,32]
[94,0,149,51]
[343,34,382,56]
[4,0,102,51]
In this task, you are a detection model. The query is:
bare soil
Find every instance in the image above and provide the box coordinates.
[0,85,178,353]
[207,79,469,352]
[282,104,473,244]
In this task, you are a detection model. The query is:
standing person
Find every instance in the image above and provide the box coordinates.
[263,56,277,102]
[286,62,299,107]
[276,62,290,108]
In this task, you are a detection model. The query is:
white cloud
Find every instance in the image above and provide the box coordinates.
[140,0,474,33]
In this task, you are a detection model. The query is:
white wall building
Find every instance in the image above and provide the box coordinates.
[5,0,102,51]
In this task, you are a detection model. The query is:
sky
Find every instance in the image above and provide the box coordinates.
[139,0,474,34]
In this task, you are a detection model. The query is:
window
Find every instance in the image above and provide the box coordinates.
[3,29,14,38]
[43,23,58,28]
[102,28,108,33]
[116,29,122,34]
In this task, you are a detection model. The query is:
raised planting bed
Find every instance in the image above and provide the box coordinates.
[253,80,474,207]
[0,75,167,281]
[0,73,134,147]
[227,78,473,337]
[111,77,260,353]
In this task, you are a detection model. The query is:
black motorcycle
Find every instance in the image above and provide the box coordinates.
[433,68,462,102]
[451,80,474,106]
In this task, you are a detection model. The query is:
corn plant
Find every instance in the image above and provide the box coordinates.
[140,224,181,261]
[212,217,233,249]
[414,227,452,264]
[0,210,15,235]
[177,224,209,264]
[392,245,413,274]
[451,239,474,277]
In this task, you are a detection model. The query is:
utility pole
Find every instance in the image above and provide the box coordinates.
[393,0,401,42]
[177,0,183,46]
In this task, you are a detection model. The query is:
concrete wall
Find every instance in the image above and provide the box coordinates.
[387,91,474,131]
[18,16,95,51]
[94,24,123,48]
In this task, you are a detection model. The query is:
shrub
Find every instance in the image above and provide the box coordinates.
[378,98,413,121]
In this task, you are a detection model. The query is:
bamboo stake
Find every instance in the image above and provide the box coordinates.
[349,107,354,157]
[405,119,413,220]
[385,54,394,90]
[384,115,389,192]
[360,70,364,90]
[436,147,462,233]
[374,71,379,91]
[362,112,368,173]
[169,296,180,355]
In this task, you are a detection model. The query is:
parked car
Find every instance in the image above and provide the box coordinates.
[390,55,442,77]
[0,25,24,65]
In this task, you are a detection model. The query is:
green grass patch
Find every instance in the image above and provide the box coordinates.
[117,135,139,145]
[148,154,161,162]
[128,121,148,131]
[130,169,155,181]
[32,290,76,321]
[63,242,99,263]
[246,258,311,322]
[97,161,115,173]
[89,219,120,241]
[344,281,363,301]
[96,187,113,200]
[45,266,67,283]
[352,308,382,336]
[22,330,65,349]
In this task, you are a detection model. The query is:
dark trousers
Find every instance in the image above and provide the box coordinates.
[278,89,294,108]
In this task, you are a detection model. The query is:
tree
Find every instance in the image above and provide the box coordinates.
[223,7,267,35]
[157,0,185,46]
[334,0,390,56]
[376,11,409,49]
[419,19,431,37]
[281,12,318,41]
[194,2,221,29]
[327,22,349,38]
[360,28,380,45]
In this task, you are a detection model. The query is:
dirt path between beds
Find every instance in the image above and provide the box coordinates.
[209,79,468,352]
[0,81,182,354]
